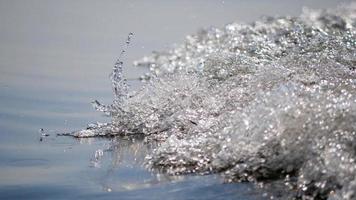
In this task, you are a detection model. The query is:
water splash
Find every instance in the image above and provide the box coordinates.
[91,32,134,116]
[68,4,356,199]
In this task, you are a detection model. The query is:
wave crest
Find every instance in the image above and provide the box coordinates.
[70,4,356,199]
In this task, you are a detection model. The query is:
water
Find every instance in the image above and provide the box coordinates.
[73,3,356,200]
[0,1,354,200]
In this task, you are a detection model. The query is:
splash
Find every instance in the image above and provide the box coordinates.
[69,4,356,199]
[91,32,133,116]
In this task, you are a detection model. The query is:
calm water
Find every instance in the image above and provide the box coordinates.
[0,0,352,199]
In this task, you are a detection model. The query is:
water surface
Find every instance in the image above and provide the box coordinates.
[0,0,352,199]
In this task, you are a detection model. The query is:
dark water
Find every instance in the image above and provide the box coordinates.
[0,0,352,199]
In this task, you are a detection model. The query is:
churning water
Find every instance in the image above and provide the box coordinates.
[66,4,356,200]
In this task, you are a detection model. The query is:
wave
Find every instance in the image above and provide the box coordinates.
[67,4,356,199]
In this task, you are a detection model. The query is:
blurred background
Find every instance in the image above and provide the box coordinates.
[0,0,353,199]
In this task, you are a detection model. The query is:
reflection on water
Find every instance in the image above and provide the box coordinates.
[71,136,267,200]
[81,136,183,192]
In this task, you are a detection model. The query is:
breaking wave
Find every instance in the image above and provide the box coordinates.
[68,4,356,199]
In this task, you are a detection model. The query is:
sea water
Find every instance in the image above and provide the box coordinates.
[0,1,355,200]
